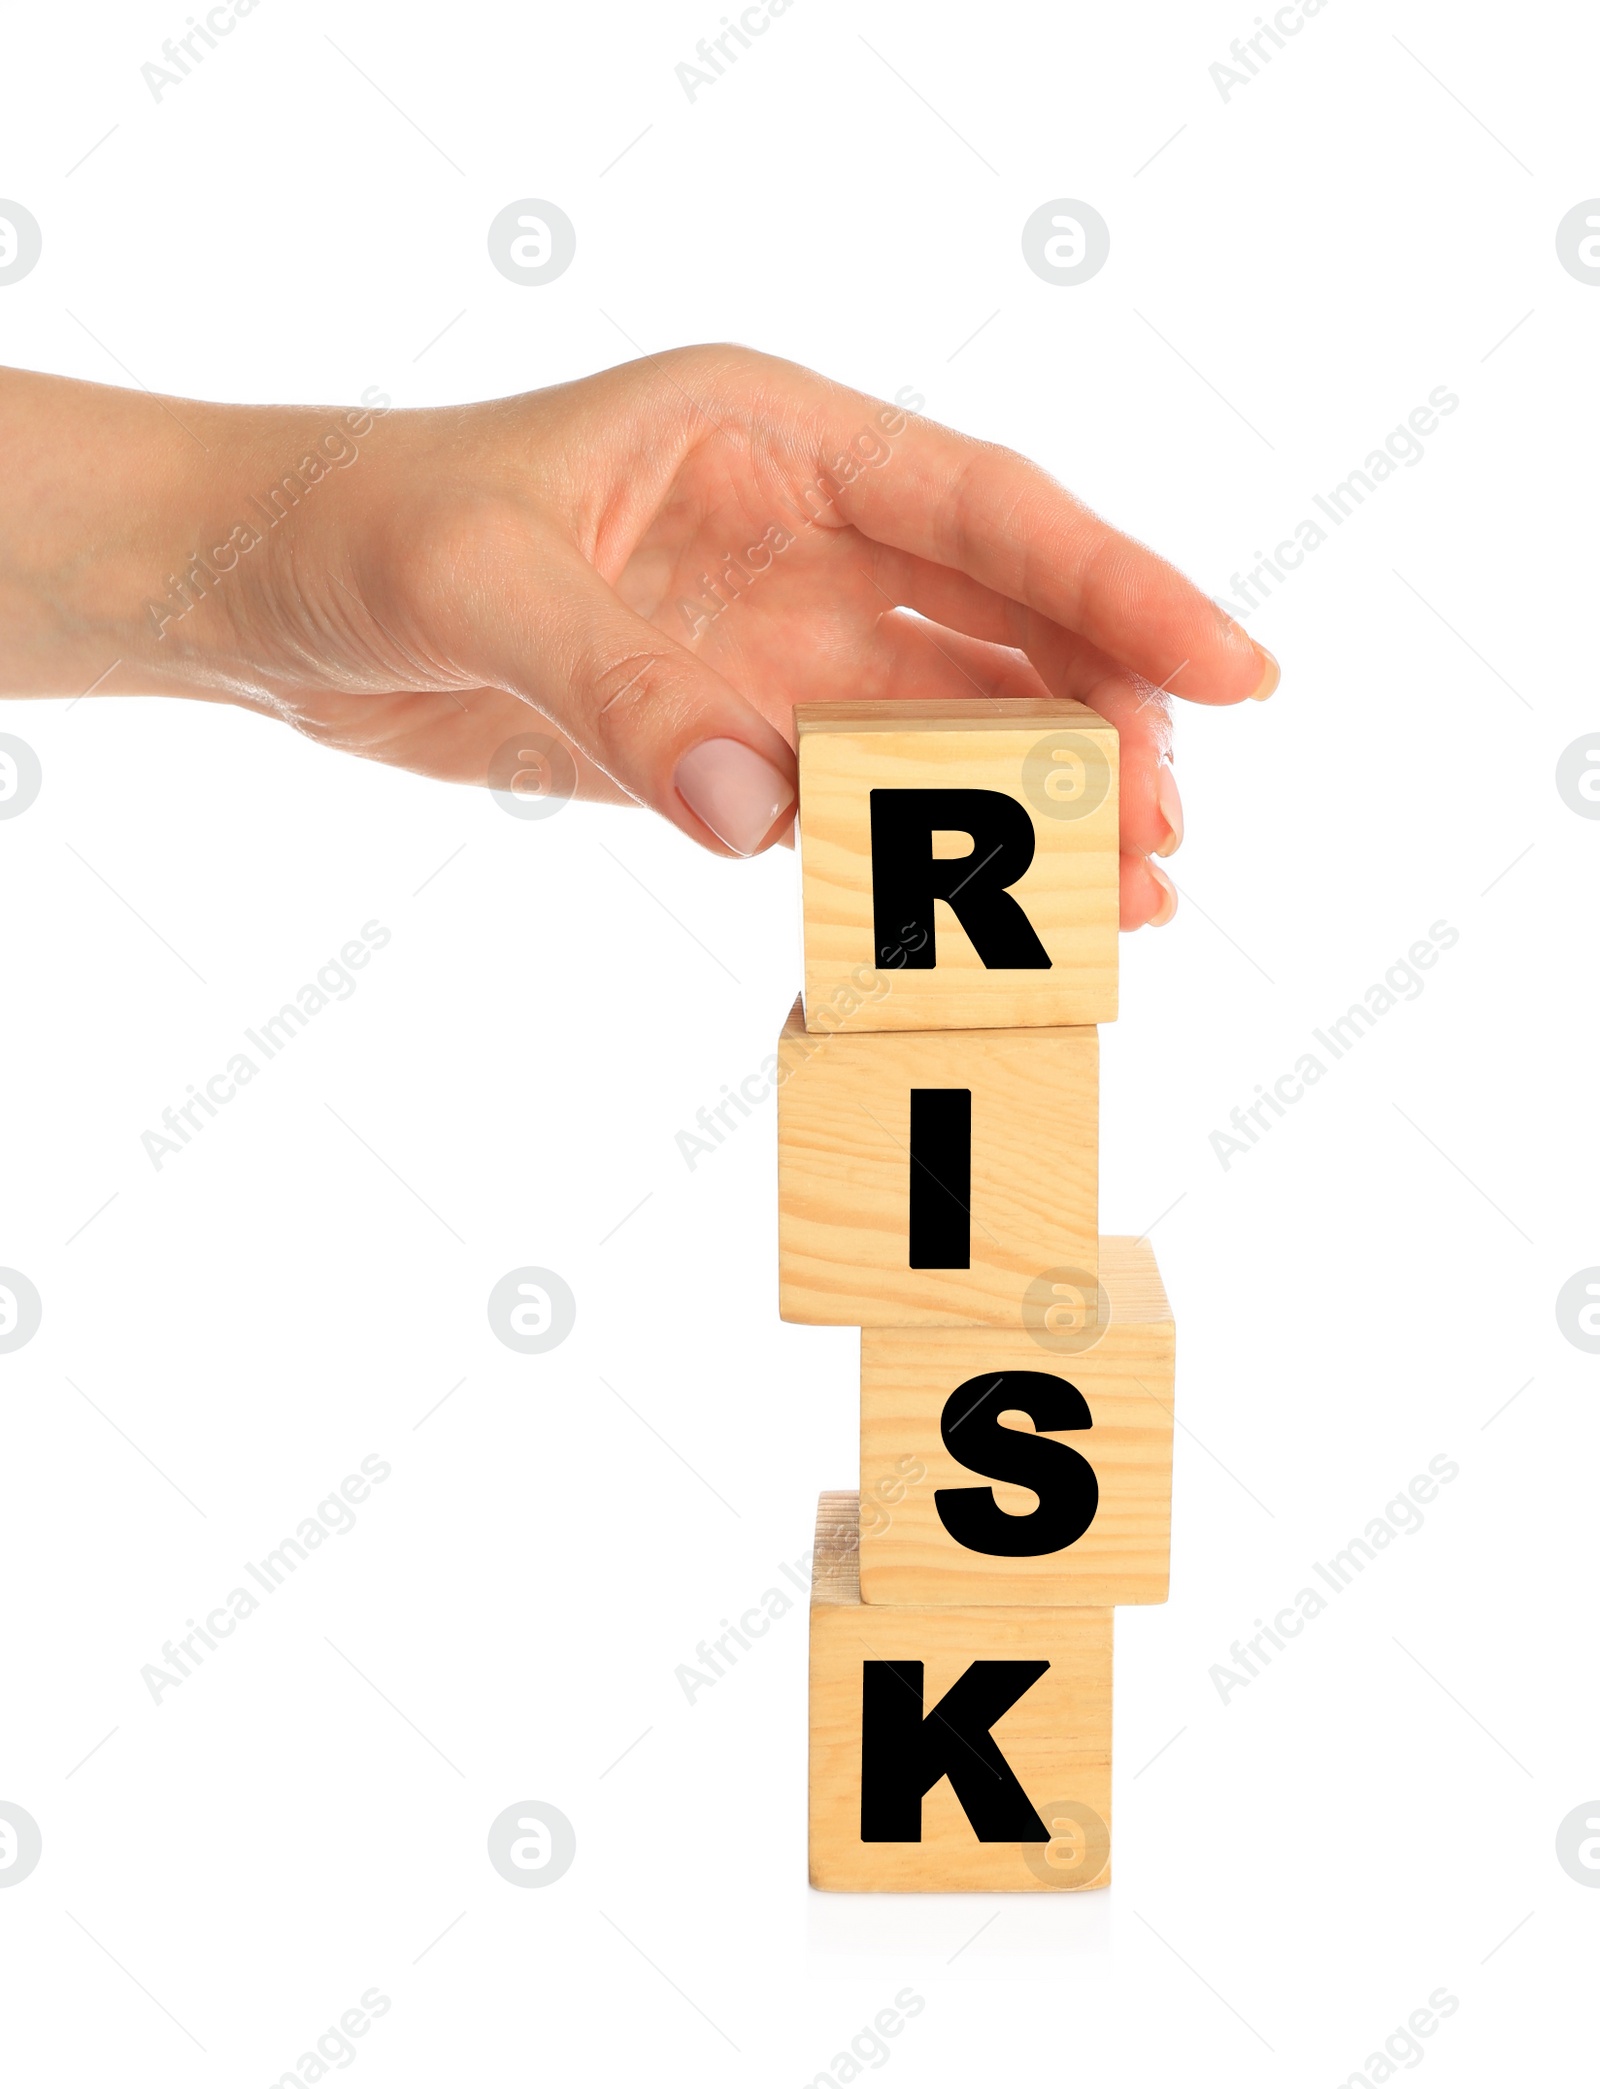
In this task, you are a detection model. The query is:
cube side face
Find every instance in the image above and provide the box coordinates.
[797,708,1119,1035]
[857,1239,1174,1604]
[776,1003,1098,1327]
[808,1503,1113,1894]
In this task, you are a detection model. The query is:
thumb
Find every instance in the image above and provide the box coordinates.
[466,533,797,857]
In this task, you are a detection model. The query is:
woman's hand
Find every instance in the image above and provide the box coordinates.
[0,347,1276,926]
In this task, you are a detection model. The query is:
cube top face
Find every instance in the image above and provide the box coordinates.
[809,1494,1113,1894]
[775,996,1098,1328]
[796,699,1119,1035]
[858,1236,1174,1607]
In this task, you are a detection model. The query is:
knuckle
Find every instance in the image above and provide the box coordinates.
[671,339,755,379]
[584,651,682,749]
[593,650,664,712]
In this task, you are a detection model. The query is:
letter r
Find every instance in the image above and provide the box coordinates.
[869,789,1051,970]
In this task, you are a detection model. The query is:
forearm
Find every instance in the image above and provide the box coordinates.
[0,364,634,811]
[1,368,206,697]
[0,366,388,705]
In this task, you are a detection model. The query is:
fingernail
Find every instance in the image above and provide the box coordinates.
[1148,858,1178,927]
[1249,643,1280,701]
[674,738,795,856]
[1154,759,1183,857]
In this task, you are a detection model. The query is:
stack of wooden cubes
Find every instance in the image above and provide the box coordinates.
[778,698,1175,1892]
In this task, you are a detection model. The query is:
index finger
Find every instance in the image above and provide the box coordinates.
[778,372,1277,706]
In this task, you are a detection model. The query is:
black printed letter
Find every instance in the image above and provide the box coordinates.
[908,1088,970,1268]
[870,789,1050,970]
[860,1660,1051,1840]
[934,1371,1099,1556]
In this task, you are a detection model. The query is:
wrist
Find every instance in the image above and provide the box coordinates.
[136,385,402,695]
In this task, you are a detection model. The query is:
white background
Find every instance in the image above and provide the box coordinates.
[2,0,1597,2082]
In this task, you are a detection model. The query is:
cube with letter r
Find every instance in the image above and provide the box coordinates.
[796,698,1118,1033]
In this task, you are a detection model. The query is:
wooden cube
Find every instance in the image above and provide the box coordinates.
[797,699,1118,1035]
[809,1493,1112,1893]
[775,997,1097,1327]
[858,1236,1174,1606]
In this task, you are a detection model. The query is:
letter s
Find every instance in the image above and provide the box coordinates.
[933,1371,1098,1556]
